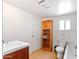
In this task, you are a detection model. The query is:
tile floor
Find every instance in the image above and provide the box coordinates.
[30,49,57,59]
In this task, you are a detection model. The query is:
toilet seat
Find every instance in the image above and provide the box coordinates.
[56,46,64,51]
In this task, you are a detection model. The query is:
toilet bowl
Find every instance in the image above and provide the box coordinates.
[56,46,64,59]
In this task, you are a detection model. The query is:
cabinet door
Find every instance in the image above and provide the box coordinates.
[42,21,51,29]
[15,47,29,59]
[3,47,29,59]
[3,53,15,59]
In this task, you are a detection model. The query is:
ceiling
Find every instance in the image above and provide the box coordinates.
[4,0,77,17]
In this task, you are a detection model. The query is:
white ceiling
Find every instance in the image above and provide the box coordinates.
[4,0,77,17]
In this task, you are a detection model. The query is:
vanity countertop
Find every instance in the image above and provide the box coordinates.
[3,40,30,55]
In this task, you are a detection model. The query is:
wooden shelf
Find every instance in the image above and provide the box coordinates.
[42,47,52,51]
[42,20,53,51]
[43,38,50,39]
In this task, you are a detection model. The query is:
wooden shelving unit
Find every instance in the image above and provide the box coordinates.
[42,19,53,51]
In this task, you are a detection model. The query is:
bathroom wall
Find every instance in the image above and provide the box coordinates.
[43,13,77,47]
[52,13,77,46]
[3,2,77,53]
[3,2,42,54]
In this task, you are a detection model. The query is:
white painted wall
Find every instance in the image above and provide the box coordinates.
[52,13,77,46]
[42,13,77,47]
[3,2,42,54]
[3,2,76,54]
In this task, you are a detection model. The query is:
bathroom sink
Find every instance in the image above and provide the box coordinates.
[3,40,30,55]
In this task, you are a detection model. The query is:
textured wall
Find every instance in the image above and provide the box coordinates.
[3,2,42,54]
[52,13,77,46]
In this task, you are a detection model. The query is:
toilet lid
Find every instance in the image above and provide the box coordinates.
[56,46,64,51]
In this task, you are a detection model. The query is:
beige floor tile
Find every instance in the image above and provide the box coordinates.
[30,49,57,59]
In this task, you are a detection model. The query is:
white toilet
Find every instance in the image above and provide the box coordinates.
[56,46,64,59]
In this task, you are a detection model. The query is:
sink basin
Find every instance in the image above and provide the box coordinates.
[3,40,30,55]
